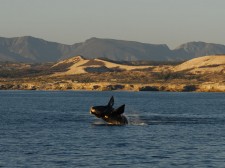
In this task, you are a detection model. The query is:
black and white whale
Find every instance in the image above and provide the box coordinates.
[90,96,128,125]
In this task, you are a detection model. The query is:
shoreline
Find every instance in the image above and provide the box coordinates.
[1,81,225,92]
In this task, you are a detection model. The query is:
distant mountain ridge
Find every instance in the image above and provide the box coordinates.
[63,37,173,61]
[174,41,225,60]
[1,36,225,62]
[0,36,75,62]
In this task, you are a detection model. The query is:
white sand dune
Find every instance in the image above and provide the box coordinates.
[52,56,86,66]
[52,55,225,76]
[173,55,225,74]
[94,59,151,70]
[52,56,151,76]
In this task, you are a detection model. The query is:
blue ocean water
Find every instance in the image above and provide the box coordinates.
[0,91,225,168]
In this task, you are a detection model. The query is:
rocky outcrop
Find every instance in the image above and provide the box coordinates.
[139,86,159,91]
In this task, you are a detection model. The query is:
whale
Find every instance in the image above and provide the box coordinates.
[90,96,128,125]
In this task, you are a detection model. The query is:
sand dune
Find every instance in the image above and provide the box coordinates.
[173,55,225,74]
[52,55,225,76]
[52,56,151,76]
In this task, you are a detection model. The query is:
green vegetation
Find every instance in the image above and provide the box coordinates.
[152,71,201,81]
[0,62,55,78]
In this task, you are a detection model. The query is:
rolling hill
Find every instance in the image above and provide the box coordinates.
[51,56,151,75]
[0,55,224,92]
[173,55,225,74]
[51,55,225,76]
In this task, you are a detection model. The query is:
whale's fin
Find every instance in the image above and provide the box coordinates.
[114,104,125,115]
[107,96,114,108]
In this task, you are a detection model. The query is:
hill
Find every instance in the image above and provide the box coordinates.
[51,56,151,75]
[52,55,225,76]
[0,55,224,92]
[173,55,225,74]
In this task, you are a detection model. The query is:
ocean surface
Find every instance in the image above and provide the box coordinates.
[0,91,225,168]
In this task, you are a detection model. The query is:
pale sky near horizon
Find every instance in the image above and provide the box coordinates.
[1,0,225,48]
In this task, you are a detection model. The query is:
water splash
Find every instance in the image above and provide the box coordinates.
[127,114,148,126]
[91,113,225,126]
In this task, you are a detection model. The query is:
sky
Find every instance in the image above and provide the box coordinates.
[1,0,225,48]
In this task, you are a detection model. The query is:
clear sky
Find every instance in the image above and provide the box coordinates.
[1,0,225,48]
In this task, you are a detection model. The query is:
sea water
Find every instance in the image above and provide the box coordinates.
[0,91,225,167]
